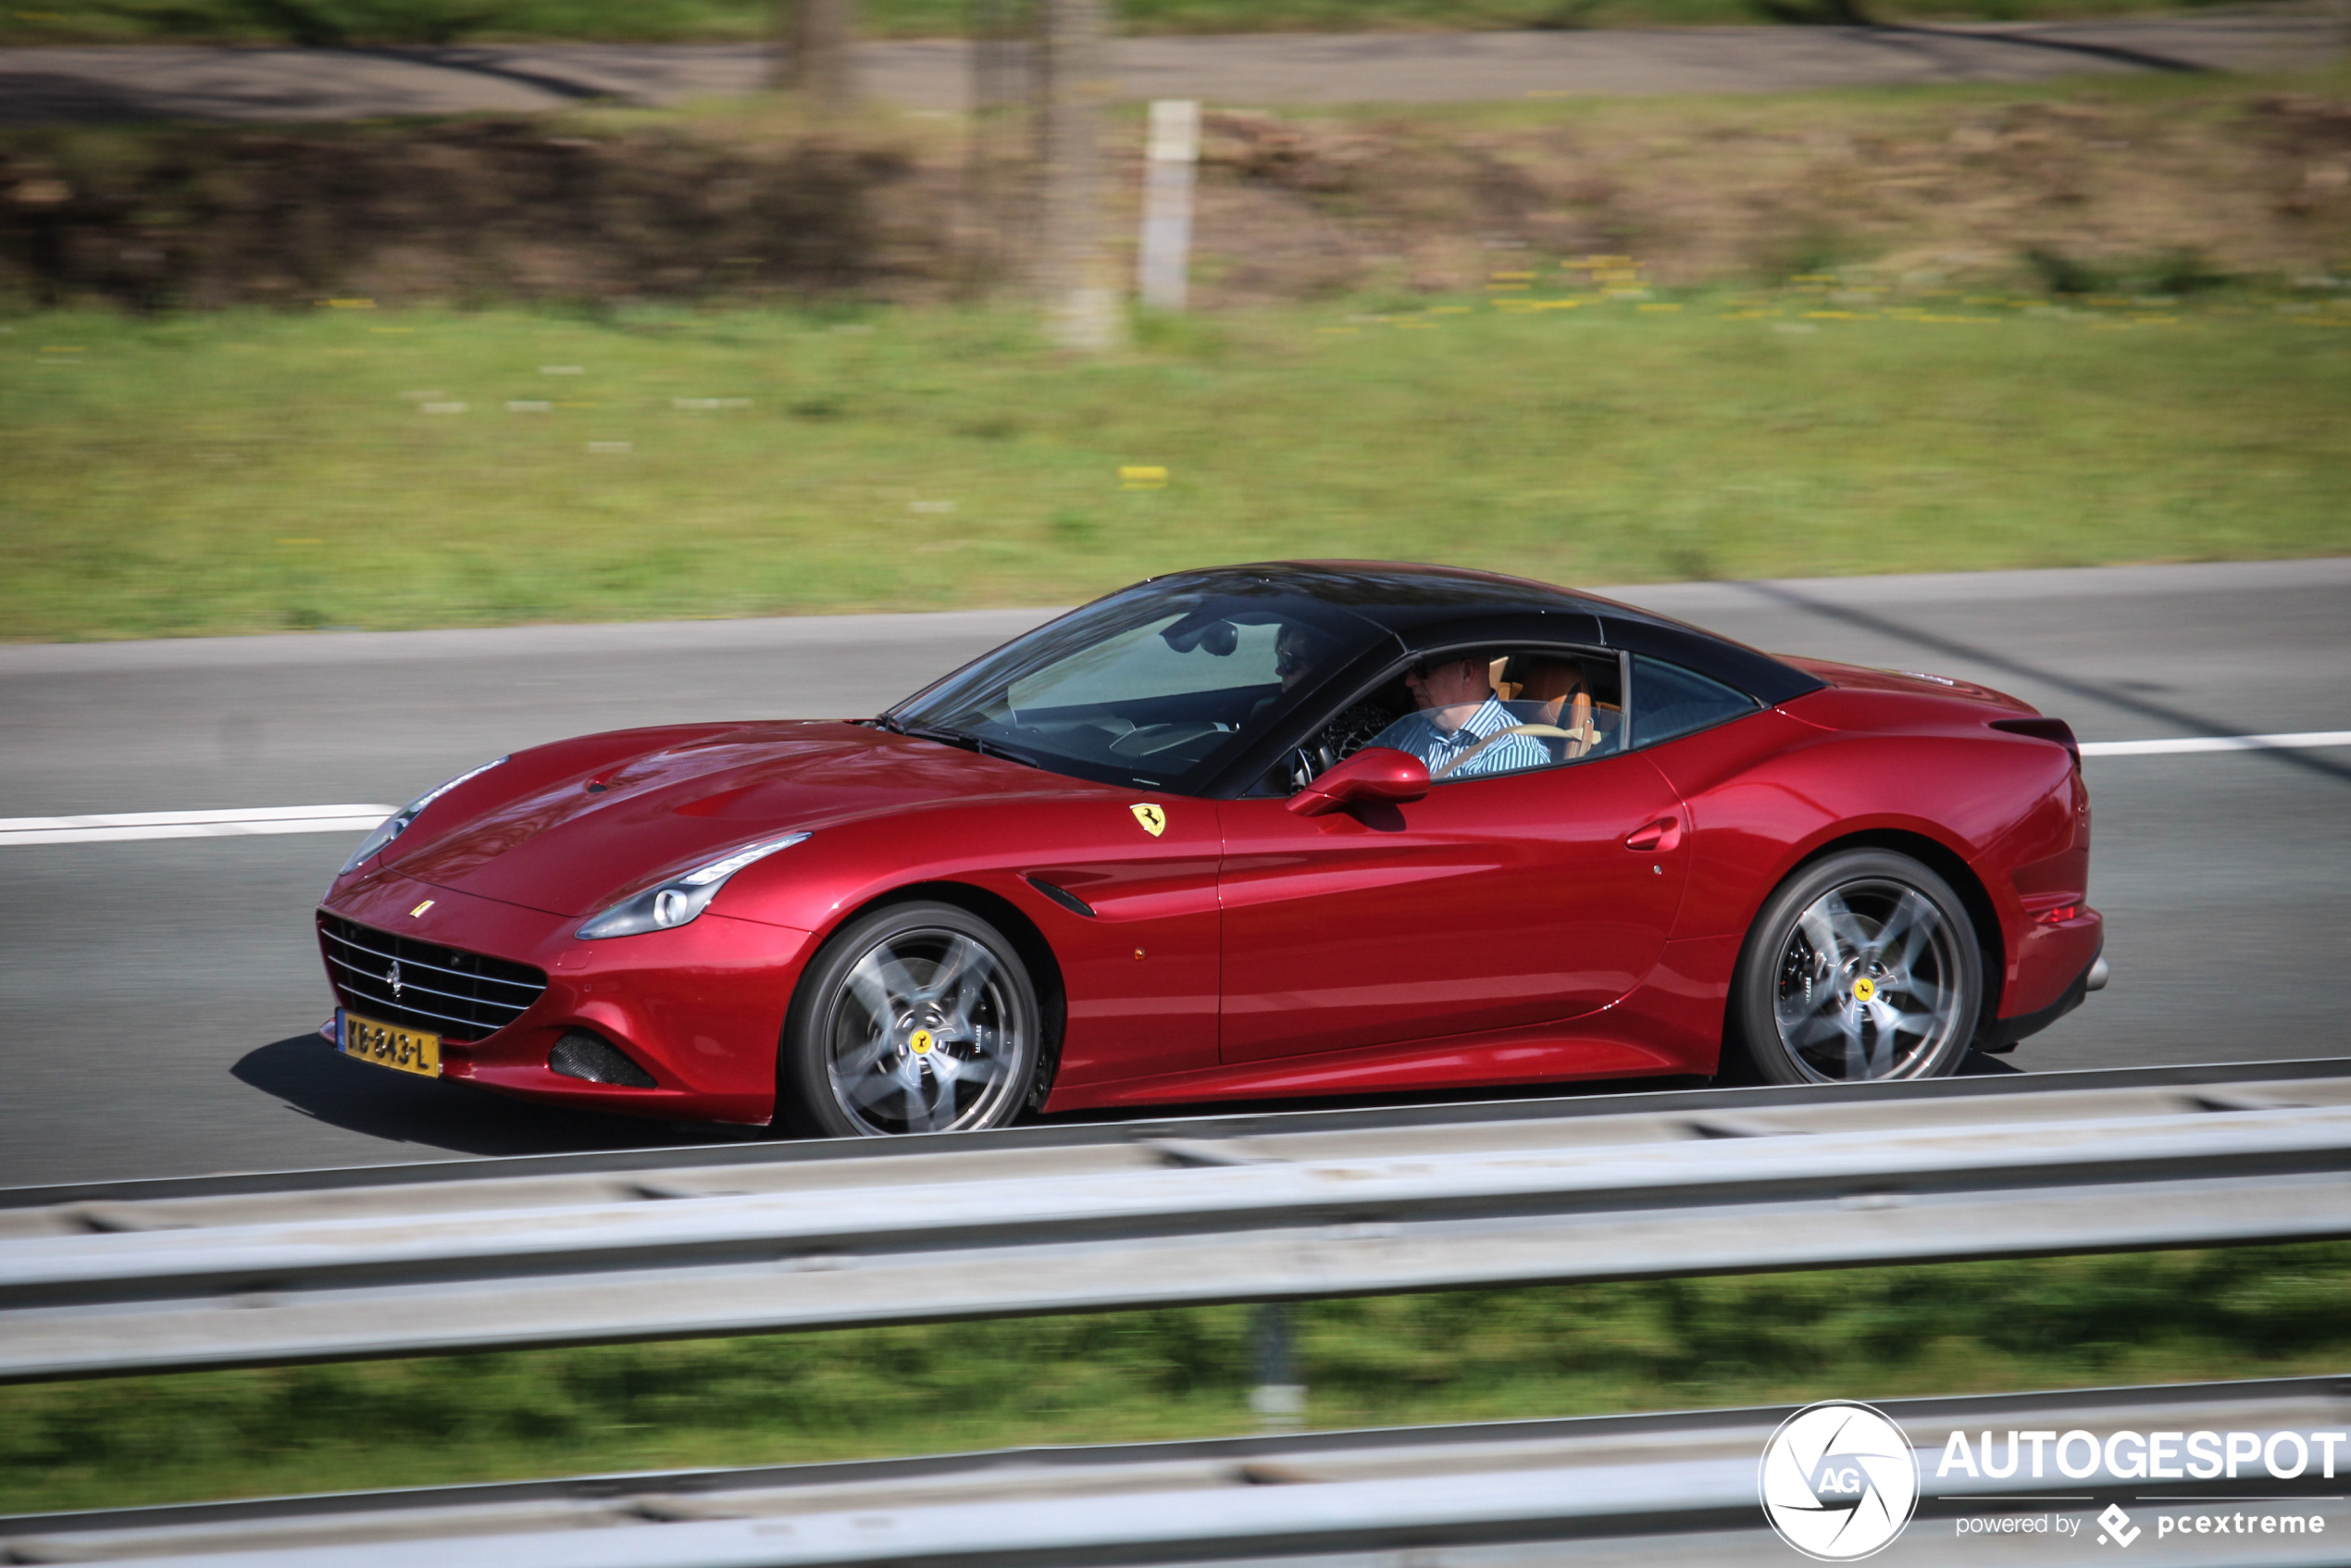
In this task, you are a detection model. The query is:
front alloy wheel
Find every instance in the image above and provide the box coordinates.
[780,902,1040,1137]
[1732,850,1983,1085]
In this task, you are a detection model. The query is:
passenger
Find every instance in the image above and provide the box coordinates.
[1369,655,1550,780]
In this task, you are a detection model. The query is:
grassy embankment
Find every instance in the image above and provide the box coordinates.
[0,0,2258,47]
[7,1242,2351,1514]
[4,285,2347,643]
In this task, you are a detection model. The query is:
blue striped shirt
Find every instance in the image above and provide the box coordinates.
[1369,697,1553,781]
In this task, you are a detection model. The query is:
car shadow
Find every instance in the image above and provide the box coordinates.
[231,1034,756,1159]
[1039,1052,2021,1126]
[1958,1050,2023,1076]
[238,1033,2026,1158]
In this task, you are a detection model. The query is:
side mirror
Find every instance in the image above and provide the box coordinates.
[1287,747,1431,816]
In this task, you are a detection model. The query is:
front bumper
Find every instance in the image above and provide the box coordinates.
[319,871,814,1125]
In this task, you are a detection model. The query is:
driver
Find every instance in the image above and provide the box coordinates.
[1268,621,1392,788]
[1369,654,1549,780]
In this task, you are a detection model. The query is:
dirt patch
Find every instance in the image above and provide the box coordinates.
[5,81,2347,309]
[1179,90,2351,300]
[0,118,940,308]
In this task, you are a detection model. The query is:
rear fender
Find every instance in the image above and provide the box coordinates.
[1648,716,2078,1020]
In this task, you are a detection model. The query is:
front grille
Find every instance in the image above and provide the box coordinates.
[319,914,548,1041]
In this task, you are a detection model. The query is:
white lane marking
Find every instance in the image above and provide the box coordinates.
[2081,729,2351,757]
[0,805,392,847]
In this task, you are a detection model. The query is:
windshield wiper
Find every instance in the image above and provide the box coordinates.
[896,722,1044,771]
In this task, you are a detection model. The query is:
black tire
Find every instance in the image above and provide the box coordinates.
[1728,849,1984,1086]
[777,901,1041,1138]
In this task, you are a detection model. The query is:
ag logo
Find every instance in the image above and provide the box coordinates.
[2096,1504,2140,1548]
[1759,1400,1919,1561]
[1129,803,1167,838]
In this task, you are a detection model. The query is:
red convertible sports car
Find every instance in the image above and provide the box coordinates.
[318,562,2105,1136]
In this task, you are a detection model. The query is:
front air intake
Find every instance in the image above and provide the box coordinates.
[548,1029,658,1089]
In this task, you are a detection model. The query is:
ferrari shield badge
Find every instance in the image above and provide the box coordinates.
[1129,803,1167,838]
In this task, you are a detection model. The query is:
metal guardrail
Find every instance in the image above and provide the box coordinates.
[4,1060,2349,1383]
[6,1376,2349,1567]
[13,1056,2345,1210]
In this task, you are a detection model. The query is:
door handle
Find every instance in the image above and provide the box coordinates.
[1624,815,1683,853]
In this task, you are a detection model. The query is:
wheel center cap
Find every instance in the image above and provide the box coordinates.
[907,1028,935,1055]
[1851,977,1877,1004]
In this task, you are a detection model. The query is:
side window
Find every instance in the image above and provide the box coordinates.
[1630,654,1759,748]
[1492,650,1623,768]
[1272,646,1625,791]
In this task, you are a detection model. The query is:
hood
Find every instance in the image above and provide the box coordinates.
[1779,656,2036,715]
[380,721,1082,916]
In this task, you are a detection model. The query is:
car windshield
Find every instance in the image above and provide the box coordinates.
[887,578,1387,791]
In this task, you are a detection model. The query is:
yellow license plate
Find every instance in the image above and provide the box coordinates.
[342,1011,442,1077]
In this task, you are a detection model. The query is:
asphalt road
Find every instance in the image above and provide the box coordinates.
[0,12,2339,125]
[2,557,2346,1188]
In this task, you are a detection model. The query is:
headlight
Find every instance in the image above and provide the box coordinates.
[339,757,507,876]
[576,832,811,940]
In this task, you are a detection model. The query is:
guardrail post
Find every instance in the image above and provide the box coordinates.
[1249,1301,1305,1432]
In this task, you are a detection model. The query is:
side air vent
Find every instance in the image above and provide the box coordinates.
[549,1029,658,1089]
[1024,876,1097,918]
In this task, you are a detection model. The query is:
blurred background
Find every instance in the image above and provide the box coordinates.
[2,0,2348,1522]
[3,0,2347,636]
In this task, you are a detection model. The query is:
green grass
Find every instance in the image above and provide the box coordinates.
[3,289,2347,642]
[0,0,2259,46]
[7,1243,2351,1514]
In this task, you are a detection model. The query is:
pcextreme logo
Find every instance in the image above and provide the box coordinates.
[1760,1400,1922,1561]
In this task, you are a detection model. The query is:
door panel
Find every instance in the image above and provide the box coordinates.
[1019,797,1225,1089]
[1215,751,1688,1064]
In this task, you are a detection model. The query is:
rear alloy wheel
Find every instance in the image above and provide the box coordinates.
[1731,850,1983,1086]
[779,902,1040,1137]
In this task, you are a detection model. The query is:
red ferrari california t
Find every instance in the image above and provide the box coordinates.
[318,562,2105,1136]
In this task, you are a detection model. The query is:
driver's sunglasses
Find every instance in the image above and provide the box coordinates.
[1275,646,1305,676]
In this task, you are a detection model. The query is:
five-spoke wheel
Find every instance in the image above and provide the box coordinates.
[779,902,1040,1137]
[1731,849,1983,1085]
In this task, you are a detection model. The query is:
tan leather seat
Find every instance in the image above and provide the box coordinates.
[1503,654,1607,759]
[1509,656,1582,716]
